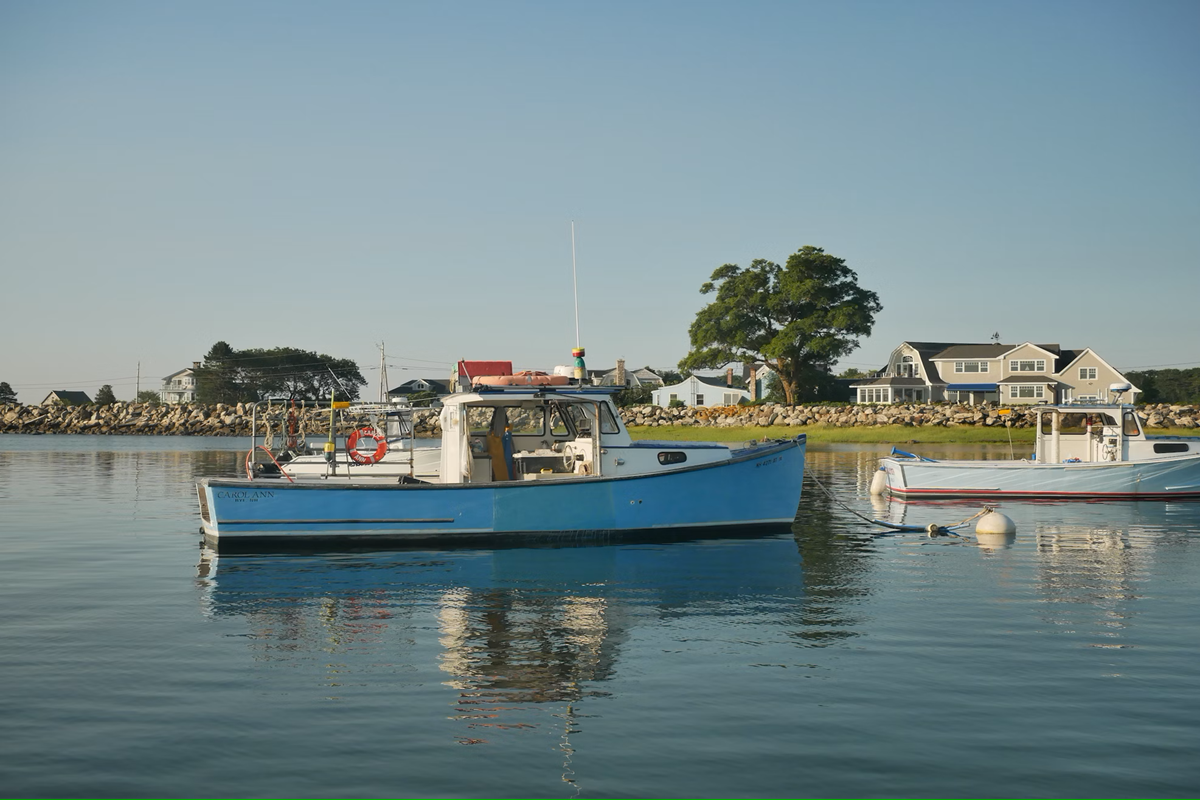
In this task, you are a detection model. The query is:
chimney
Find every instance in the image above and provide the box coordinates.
[193,361,201,370]
[726,367,733,386]
[616,358,626,386]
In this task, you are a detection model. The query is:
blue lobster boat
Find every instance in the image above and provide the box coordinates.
[197,385,805,547]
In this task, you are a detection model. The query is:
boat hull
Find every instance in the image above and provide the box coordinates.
[199,436,805,546]
[882,452,1200,499]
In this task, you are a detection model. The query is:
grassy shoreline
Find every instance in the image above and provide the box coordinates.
[626,424,1200,445]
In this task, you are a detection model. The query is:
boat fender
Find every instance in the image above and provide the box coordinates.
[869,467,888,496]
[346,427,388,465]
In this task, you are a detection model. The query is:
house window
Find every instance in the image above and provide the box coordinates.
[722,392,741,405]
[1010,385,1044,399]
[669,393,678,404]
[695,394,705,406]
[1010,360,1045,372]
[899,356,919,378]
[954,361,988,373]
[859,387,889,403]
[1079,367,1097,380]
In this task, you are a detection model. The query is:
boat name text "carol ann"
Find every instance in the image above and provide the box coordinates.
[215,489,276,501]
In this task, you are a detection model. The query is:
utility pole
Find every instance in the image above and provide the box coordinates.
[136,361,140,397]
[378,342,389,403]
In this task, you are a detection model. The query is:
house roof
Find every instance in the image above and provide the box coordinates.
[390,378,450,394]
[162,367,195,381]
[41,390,92,405]
[694,374,739,388]
[931,344,1014,359]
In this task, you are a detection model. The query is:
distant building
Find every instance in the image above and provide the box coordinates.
[594,359,665,388]
[388,378,451,398]
[651,374,750,408]
[40,390,93,406]
[161,363,200,404]
[851,341,1139,405]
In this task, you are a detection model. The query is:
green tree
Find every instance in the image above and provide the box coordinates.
[237,347,366,401]
[136,390,162,405]
[195,342,366,403]
[0,382,17,404]
[1126,368,1200,404]
[95,385,117,405]
[838,367,867,379]
[195,341,251,404]
[679,246,881,405]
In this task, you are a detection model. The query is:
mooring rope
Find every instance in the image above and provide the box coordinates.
[805,467,992,537]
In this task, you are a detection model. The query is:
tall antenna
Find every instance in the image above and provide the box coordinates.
[571,220,580,348]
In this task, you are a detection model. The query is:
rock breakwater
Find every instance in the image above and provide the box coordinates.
[2,401,1197,436]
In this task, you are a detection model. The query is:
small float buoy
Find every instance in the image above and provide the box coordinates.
[975,509,1017,535]
[869,467,888,496]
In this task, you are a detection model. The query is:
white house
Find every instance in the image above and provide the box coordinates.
[851,341,1139,405]
[651,375,750,408]
[161,363,200,404]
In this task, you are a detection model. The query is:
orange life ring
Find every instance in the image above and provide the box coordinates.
[346,427,388,464]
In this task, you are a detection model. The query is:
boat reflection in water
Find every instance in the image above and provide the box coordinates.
[194,527,832,780]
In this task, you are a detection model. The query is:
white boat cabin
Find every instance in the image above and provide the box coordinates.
[437,386,732,484]
[1034,403,1200,464]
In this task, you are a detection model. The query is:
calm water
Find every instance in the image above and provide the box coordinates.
[1,435,1198,798]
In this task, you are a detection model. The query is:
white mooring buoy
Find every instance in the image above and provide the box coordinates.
[869,467,888,496]
[975,509,1017,535]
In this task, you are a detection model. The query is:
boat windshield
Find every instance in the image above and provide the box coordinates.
[559,401,621,436]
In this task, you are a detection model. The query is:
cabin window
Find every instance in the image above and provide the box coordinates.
[506,407,544,436]
[1010,360,1046,373]
[658,451,687,465]
[549,406,570,436]
[565,404,595,435]
[1010,385,1044,399]
[599,404,620,434]
[1079,367,1097,380]
[955,361,988,373]
[1049,413,1088,435]
[467,407,502,433]
[1153,442,1190,454]
[1123,412,1140,437]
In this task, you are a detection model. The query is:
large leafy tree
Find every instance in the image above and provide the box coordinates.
[679,246,881,405]
[237,347,366,401]
[195,341,366,403]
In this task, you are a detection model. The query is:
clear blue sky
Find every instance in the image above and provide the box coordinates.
[2,0,1197,401]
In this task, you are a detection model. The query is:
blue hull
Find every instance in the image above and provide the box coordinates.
[198,436,805,546]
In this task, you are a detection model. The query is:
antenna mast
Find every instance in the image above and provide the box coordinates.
[570,220,580,347]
